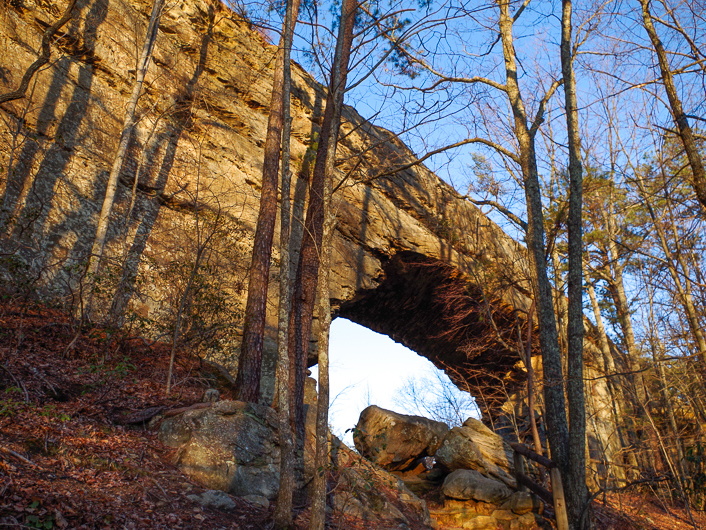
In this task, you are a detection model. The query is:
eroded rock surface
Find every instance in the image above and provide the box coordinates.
[158,398,433,526]
[354,405,449,471]
[442,469,513,504]
[354,407,547,529]
[331,440,433,528]
[435,417,516,487]
[159,401,280,499]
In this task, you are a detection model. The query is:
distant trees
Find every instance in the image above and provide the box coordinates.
[393,368,479,427]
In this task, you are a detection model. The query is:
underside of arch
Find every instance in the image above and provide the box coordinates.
[336,251,532,418]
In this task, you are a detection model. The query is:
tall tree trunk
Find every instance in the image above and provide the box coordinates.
[637,0,706,211]
[602,244,654,472]
[585,273,636,477]
[273,1,301,526]
[309,211,336,530]
[235,0,303,402]
[560,0,589,524]
[289,0,356,457]
[601,206,648,406]
[632,173,706,384]
[646,290,691,510]
[307,6,359,524]
[497,0,570,480]
[86,0,165,284]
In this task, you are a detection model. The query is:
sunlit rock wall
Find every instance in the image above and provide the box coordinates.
[0,0,620,477]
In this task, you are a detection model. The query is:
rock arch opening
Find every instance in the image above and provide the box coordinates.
[312,317,480,446]
[331,250,532,426]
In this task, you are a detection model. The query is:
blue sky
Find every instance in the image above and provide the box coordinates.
[311,317,479,447]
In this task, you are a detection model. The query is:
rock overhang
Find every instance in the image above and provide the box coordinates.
[0,0,601,423]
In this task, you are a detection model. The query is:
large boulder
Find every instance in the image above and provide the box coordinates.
[501,491,538,515]
[435,417,516,487]
[442,469,513,504]
[354,405,449,471]
[158,400,281,499]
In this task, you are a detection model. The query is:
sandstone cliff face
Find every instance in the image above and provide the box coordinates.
[0,0,619,467]
[0,0,529,383]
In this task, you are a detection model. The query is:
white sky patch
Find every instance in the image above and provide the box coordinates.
[310,317,475,447]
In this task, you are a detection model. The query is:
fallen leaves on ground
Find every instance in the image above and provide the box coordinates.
[0,302,266,529]
[1,301,705,529]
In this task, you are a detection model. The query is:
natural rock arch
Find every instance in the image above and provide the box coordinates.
[332,251,526,421]
[0,0,619,472]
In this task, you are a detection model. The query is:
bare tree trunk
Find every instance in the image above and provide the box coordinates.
[637,0,706,211]
[602,216,647,405]
[309,211,336,530]
[235,0,302,402]
[0,0,79,106]
[585,274,636,476]
[289,0,356,460]
[285,2,357,524]
[602,245,656,473]
[86,0,165,284]
[497,0,570,480]
[646,291,692,514]
[560,0,589,524]
[273,1,301,526]
[634,174,706,365]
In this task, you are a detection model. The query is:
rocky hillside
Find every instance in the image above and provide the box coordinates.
[2,302,704,528]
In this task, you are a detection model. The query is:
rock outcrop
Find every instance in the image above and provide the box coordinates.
[354,406,546,529]
[330,442,434,528]
[435,417,516,487]
[442,469,513,504]
[354,405,449,471]
[158,398,434,527]
[158,401,281,499]
[0,0,622,478]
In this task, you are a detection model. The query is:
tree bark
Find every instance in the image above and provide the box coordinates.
[289,0,356,457]
[235,0,303,402]
[560,0,589,524]
[585,274,635,476]
[272,1,301,526]
[309,210,336,530]
[308,6,360,524]
[637,0,706,212]
[497,0,570,478]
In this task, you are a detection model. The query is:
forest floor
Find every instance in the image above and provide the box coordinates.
[0,300,704,529]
